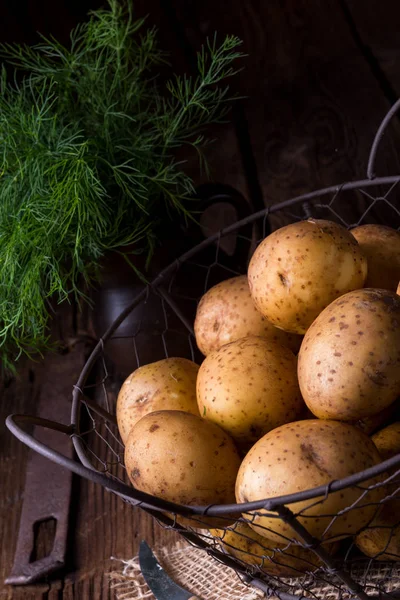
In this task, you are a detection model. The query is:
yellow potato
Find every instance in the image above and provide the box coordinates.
[196,336,304,451]
[248,219,367,334]
[355,499,400,561]
[351,225,400,292]
[298,289,400,421]
[125,410,241,528]
[210,521,337,577]
[372,422,400,462]
[117,358,199,445]
[235,420,384,543]
[194,275,302,355]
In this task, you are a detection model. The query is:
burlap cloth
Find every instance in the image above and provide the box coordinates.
[109,541,400,600]
[109,541,265,600]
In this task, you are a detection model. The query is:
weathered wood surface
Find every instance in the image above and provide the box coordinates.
[1,1,400,598]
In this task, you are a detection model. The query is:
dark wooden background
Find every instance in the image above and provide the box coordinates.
[1,1,400,598]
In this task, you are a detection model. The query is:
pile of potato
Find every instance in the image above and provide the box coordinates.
[117,219,400,576]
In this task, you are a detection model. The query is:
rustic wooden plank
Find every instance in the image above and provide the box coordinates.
[0,0,96,45]
[0,297,92,599]
[170,0,400,228]
[137,0,250,201]
[0,364,44,600]
[343,0,400,99]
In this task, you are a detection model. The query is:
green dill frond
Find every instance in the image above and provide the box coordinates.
[0,0,244,371]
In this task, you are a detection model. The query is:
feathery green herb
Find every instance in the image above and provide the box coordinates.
[0,0,244,372]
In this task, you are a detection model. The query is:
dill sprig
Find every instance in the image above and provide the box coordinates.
[0,0,244,372]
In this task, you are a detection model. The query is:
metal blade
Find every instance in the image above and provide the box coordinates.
[139,540,196,600]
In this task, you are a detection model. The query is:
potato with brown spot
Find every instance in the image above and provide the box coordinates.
[196,336,304,451]
[194,275,302,355]
[351,224,400,292]
[125,410,241,528]
[298,289,400,421]
[235,420,384,543]
[117,358,200,445]
[247,219,367,334]
[210,521,338,577]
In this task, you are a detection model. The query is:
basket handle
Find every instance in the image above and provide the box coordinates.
[367,97,400,179]
[5,414,207,516]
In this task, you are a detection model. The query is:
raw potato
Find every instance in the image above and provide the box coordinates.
[298,289,400,421]
[355,423,400,560]
[194,275,302,355]
[372,422,400,462]
[125,410,241,528]
[351,225,400,292]
[355,500,400,561]
[117,358,200,445]
[197,336,304,450]
[210,521,337,577]
[353,401,400,436]
[248,219,367,334]
[235,420,384,543]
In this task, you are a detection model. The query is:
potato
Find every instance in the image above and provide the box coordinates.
[355,413,400,561]
[351,225,400,292]
[235,420,384,543]
[248,219,367,334]
[194,275,302,355]
[355,499,400,561]
[298,289,400,421]
[125,410,241,527]
[397,282,400,296]
[372,422,400,462]
[210,521,337,577]
[353,401,400,436]
[117,358,200,445]
[196,336,304,451]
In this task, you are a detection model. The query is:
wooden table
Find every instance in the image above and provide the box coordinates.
[2,0,400,598]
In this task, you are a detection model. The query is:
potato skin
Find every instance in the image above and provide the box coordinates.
[235,420,384,543]
[194,275,302,355]
[125,410,241,527]
[117,358,199,445]
[248,219,367,334]
[197,336,304,451]
[351,224,400,292]
[372,422,400,461]
[355,500,400,561]
[210,521,336,577]
[298,289,400,421]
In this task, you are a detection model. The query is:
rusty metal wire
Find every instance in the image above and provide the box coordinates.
[6,99,400,600]
[61,175,400,600]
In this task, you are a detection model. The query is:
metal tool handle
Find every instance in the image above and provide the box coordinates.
[5,416,73,585]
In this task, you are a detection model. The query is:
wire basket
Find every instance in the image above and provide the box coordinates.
[7,99,400,600]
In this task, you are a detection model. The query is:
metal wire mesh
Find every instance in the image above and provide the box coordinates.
[6,99,400,600]
[66,176,400,600]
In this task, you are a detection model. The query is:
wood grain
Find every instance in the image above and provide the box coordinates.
[344,0,400,101]
[170,0,400,227]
